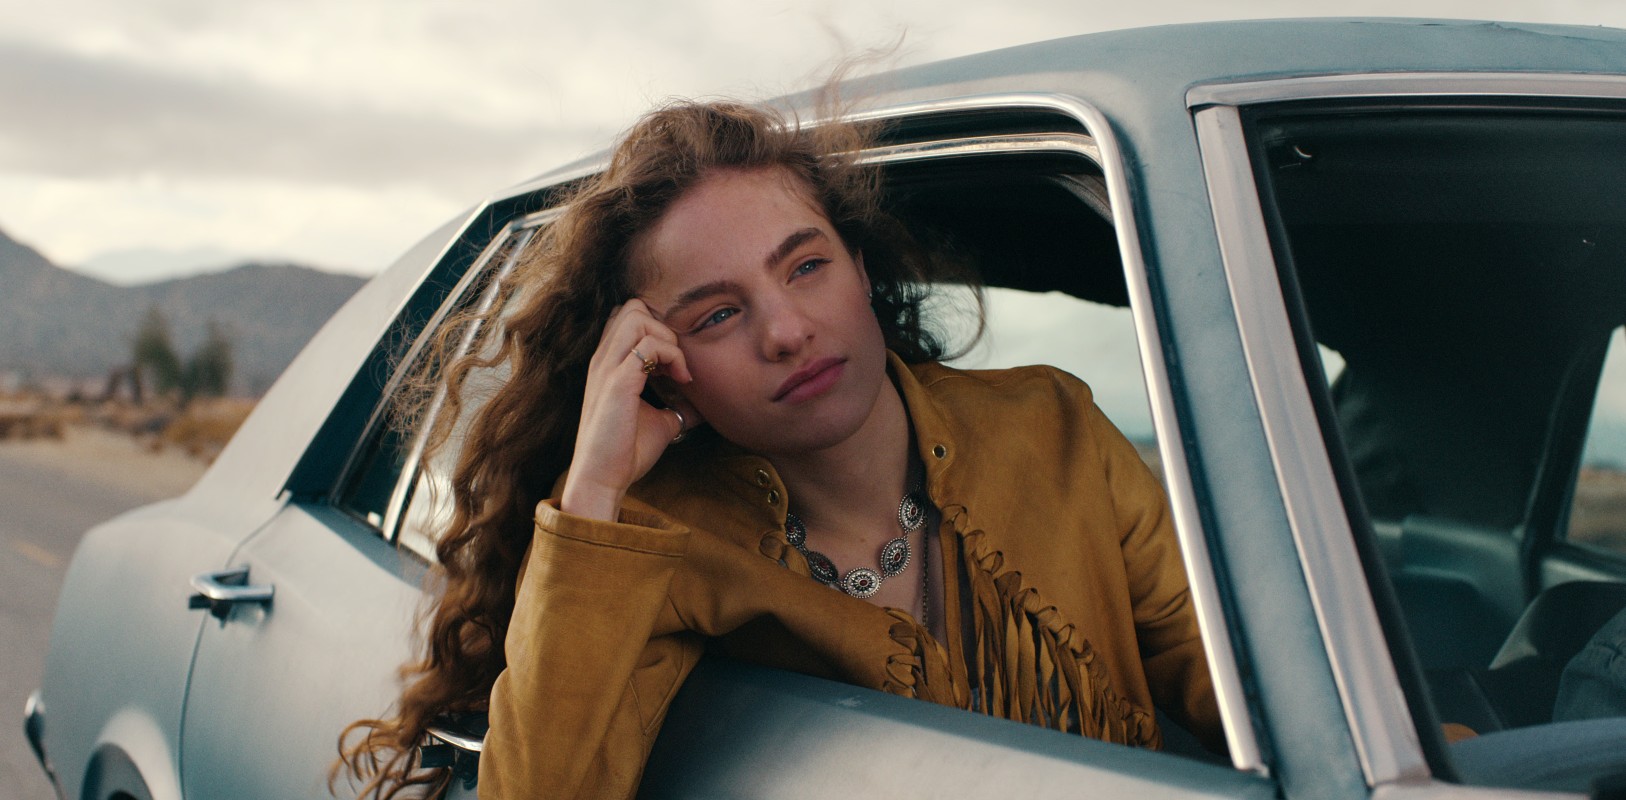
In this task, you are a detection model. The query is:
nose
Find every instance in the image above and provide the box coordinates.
[758,294,815,361]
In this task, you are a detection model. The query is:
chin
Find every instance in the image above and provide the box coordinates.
[719,404,872,457]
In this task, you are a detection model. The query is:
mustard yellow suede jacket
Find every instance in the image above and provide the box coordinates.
[479,355,1222,797]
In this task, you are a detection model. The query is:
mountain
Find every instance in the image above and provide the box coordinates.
[76,244,249,285]
[0,225,366,395]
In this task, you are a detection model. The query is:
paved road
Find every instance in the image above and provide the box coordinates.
[0,442,188,800]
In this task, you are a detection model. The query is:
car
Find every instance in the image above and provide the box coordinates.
[27,17,1626,800]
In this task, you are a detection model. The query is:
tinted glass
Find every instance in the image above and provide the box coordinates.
[1249,101,1626,791]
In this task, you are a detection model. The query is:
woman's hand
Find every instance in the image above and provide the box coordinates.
[561,299,699,521]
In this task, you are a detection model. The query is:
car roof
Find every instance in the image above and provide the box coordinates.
[506,18,1626,197]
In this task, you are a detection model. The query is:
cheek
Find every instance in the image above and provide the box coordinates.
[673,350,745,415]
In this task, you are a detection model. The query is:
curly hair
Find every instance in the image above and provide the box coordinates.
[333,98,976,798]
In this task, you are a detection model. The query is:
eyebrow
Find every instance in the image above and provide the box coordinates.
[657,227,829,321]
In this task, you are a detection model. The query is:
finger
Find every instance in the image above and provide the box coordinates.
[663,407,686,442]
[624,343,658,376]
[629,333,690,384]
[599,302,678,366]
[662,391,704,434]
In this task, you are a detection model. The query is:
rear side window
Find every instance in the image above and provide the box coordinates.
[334,221,542,544]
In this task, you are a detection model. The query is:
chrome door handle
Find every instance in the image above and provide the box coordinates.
[187,566,274,619]
[425,724,485,754]
[420,715,486,790]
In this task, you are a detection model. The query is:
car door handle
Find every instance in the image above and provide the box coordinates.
[420,715,486,790]
[187,566,274,619]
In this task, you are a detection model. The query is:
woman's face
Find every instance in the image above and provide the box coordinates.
[633,166,891,457]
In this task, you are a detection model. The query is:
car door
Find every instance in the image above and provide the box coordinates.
[172,220,529,800]
[178,503,425,798]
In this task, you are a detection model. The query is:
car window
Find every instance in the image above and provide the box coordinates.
[335,223,539,541]
[395,177,1170,539]
[1570,328,1626,559]
[378,134,1239,769]
[1246,100,1626,789]
[941,287,1157,474]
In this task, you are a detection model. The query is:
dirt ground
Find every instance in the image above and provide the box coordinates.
[0,424,208,499]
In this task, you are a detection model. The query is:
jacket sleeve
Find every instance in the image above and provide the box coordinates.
[478,499,705,799]
[1093,402,1226,753]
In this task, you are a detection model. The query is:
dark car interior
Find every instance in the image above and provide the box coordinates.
[1249,101,1626,789]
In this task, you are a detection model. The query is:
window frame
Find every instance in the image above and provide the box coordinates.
[1190,71,1626,788]
[336,93,1262,774]
[327,216,548,534]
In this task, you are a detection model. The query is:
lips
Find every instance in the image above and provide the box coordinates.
[773,357,846,403]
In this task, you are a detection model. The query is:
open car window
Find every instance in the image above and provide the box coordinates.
[1247,99,1626,791]
[365,124,1250,775]
[398,155,1168,556]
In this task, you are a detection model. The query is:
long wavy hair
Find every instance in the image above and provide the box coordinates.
[333,98,975,798]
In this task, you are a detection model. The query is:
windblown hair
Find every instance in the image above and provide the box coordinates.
[333,98,972,798]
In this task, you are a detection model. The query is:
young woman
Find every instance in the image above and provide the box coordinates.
[340,100,1222,798]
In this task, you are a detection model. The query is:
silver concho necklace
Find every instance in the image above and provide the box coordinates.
[784,484,926,599]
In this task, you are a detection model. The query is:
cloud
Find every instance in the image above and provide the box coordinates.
[7,0,1626,280]
[0,38,601,198]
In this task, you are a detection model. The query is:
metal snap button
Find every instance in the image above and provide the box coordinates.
[933,444,947,459]
[755,469,771,486]
[767,489,780,505]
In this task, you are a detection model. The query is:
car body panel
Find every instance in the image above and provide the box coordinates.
[179,503,422,799]
[40,502,234,800]
[640,658,1276,800]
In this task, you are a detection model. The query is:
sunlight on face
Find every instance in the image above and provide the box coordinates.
[633,167,889,456]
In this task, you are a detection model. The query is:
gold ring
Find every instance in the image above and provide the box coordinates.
[631,348,656,374]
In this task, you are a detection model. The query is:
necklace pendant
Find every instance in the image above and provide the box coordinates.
[880,536,910,578]
[898,492,925,532]
[842,568,882,598]
[785,482,927,599]
[784,514,807,548]
[805,550,839,585]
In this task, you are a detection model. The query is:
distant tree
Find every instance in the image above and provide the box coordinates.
[132,306,182,400]
[181,318,234,404]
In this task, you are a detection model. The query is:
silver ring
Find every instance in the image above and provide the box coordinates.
[669,408,687,444]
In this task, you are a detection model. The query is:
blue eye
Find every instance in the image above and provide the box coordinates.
[794,258,828,277]
[697,307,737,330]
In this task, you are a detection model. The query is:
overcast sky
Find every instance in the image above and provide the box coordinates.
[5,0,1626,283]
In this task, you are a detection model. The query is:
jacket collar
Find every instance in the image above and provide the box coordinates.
[887,352,963,509]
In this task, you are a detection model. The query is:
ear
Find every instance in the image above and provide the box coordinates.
[854,249,871,296]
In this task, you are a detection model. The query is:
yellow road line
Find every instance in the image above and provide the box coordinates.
[9,539,63,569]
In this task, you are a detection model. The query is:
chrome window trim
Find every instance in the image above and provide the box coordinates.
[380,215,554,547]
[327,222,512,513]
[331,209,553,534]
[1062,97,1267,775]
[834,91,1264,773]
[1184,71,1626,787]
[1188,71,1626,108]
[1192,102,1426,788]
[855,132,1102,167]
